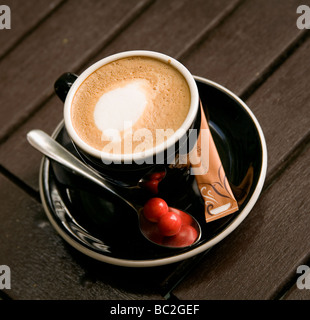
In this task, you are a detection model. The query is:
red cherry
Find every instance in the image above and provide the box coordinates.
[164,225,198,247]
[141,179,159,194]
[143,198,168,222]
[158,211,182,237]
[149,171,165,181]
[168,207,193,226]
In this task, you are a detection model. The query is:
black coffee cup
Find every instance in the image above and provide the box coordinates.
[54,51,200,193]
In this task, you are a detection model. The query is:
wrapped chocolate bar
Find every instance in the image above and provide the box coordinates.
[190,102,239,222]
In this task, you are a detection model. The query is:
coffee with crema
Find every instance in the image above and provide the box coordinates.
[71,56,191,154]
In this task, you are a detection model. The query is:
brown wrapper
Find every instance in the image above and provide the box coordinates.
[190,102,239,222]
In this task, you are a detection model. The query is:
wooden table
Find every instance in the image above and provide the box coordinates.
[0,0,309,301]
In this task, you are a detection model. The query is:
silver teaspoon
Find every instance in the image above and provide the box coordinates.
[27,129,201,248]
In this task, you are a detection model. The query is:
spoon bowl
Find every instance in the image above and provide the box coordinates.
[27,129,201,248]
[139,207,201,248]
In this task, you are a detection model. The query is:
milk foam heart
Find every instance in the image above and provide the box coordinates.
[94,80,148,137]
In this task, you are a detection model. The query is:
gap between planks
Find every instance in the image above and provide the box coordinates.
[0,0,68,63]
[176,0,247,62]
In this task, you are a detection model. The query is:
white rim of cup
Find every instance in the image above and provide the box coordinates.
[64,50,200,163]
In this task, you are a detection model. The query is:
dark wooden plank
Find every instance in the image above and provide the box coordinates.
[83,0,242,64]
[244,37,310,179]
[181,0,304,97]
[0,173,169,299]
[0,0,64,58]
[0,0,242,191]
[172,143,310,300]
[0,0,152,142]
[0,96,65,191]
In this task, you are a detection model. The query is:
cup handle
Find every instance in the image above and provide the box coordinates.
[54,72,78,102]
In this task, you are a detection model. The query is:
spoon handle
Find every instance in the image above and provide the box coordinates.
[27,129,134,209]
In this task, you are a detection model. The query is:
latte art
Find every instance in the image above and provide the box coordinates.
[71,56,191,154]
[94,80,149,140]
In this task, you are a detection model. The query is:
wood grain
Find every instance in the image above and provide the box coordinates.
[181,0,304,96]
[0,0,65,59]
[245,38,310,178]
[85,0,242,62]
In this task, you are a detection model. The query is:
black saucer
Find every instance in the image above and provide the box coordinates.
[39,76,267,267]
